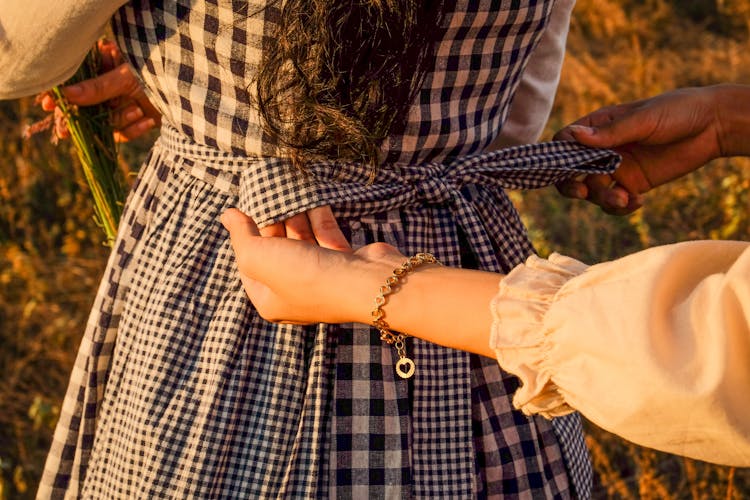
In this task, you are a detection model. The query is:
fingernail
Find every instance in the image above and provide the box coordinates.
[125,108,144,121]
[65,84,83,97]
[138,118,157,130]
[605,191,628,208]
[41,95,56,111]
[568,125,596,135]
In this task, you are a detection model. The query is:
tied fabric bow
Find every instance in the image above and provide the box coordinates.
[237,139,621,270]
[163,122,620,268]
[163,122,621,269]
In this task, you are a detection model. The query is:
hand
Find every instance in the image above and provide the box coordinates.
[221,208,402,324]
[553,86,730,215]
[221,207,500,358]
[40,39,161,142]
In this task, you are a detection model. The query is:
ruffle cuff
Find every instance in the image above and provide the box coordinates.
[489,253,589,419]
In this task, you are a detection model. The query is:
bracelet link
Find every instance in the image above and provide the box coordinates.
[371,252,440,379]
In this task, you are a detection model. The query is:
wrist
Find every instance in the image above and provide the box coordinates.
[711,83,750,157]
[338,256,398,325]
[343,250,501,359]
[347,253,440,327]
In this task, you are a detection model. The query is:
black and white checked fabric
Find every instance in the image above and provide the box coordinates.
[38,0,618,498]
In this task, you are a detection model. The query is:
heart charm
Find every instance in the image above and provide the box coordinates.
[396,357,415,379]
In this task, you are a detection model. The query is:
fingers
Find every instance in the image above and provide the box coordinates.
[221,208,278,305]
[125,91,162,138]
[553,128,577,142]
[566,109,657,150]
[53,106,70,140]
[281,212,316,243]
[221,207,261,240]
[113,119,159,143]
[557,174,643,215]
[258,220,286,238]
[39,60,161,142]
[554,103,643,147]
[307,206,351,250]
[221,207,352,325]
[555,177,589,200]
[584,174,631,213]
[595,190,642,215]
[40,93,58,112]
[554,105,623,141]
[564,125,617,148]
[111,103,159,142]
[97,39,123,73]
[258,206,351,250]
[583,174,644,215]
[44,92,158,142]
[59,64,143,107]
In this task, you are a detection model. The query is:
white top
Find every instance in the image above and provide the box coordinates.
[490,239,750,467]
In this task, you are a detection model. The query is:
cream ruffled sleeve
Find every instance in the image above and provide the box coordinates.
[0,0,127,99]
[490,240,750,467]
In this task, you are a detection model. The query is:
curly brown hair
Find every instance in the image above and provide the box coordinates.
[255,0,448,175]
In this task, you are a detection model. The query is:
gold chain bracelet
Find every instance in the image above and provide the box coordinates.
[371,252,440,379]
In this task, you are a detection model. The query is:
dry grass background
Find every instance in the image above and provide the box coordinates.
[1,0,749,497]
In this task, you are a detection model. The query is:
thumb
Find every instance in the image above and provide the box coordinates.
[221,208,262,261]
[221,207,260,240]
[221,208,283,286]
[221,209,276,301]
[568,114,647,149]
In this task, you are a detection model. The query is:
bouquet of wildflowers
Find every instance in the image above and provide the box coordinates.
[25,46,126,247]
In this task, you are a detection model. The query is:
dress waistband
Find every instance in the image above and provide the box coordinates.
[158,123,621,230]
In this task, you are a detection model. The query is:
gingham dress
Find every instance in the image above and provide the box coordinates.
[39,0,620,498]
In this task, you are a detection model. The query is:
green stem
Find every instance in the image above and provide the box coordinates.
[51,50,125,247]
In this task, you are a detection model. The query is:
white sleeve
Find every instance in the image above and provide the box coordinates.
[489,0,574,148]
[490,240,750,467]
[0,0,127,99]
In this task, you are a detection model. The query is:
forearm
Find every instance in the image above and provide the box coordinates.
[712,83,750,156]
[343,256,500,358]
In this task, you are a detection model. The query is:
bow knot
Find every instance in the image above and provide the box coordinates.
[410,174,456,205]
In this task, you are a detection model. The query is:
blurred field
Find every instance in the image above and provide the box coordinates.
[1,0,749,498]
